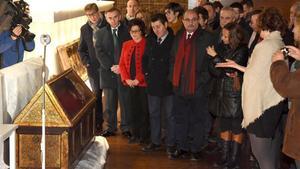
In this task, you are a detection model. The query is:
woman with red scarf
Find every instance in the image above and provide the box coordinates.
[119,18,149,144]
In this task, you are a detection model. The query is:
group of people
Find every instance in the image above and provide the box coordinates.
[78,0,300,169]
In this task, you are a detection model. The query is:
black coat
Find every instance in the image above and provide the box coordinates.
[208,45,249,117]
[78,19,107,70]
[142,30,174,96]
[95,23,131,89]
[170,28,214,97]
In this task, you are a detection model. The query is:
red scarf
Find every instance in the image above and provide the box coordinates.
[172,31,197,95]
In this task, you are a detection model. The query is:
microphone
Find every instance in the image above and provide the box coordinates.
[40,34,51,46]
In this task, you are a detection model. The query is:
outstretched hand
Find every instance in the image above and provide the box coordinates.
[215,59,237,68]
[215,59,246,72]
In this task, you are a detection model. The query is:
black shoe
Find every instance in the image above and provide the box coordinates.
[169,149,190,160]
[141,143,161,152]
[128,136,140,144]
[190,152,202,161]
[166,146,176,155]
[122,131,132,138]
[101,130,115,137]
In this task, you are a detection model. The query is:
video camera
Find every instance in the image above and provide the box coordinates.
[0,0,35,41]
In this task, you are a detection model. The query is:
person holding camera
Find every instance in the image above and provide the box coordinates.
[270,14,300,169]
[0,25,35,68]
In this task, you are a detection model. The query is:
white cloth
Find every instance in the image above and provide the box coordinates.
[242,31,285,128]
[75,136,109,169]
[0,57,43,123]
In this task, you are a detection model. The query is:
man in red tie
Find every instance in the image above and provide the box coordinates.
[169,9,214,160]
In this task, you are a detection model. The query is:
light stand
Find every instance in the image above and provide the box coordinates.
[40,34,51,169]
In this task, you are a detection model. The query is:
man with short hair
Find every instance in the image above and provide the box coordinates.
[194,6,210,31]
[169,9,213,160]
[78,3,107,133]
[203,3,219,31]
[248,10,262,55]
[164,2,184,35]
[141,13,175,155]
[95,7,131,137]
[124,0,140,25]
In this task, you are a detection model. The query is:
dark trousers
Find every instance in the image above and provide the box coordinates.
[249,130,282,169]
[174,95,209,153]
[148,94,175,146]
[118,79,131,132]
[296,160,300,169]
[87,68,103,127]
[103,78,130,132]
[129,87,149,140]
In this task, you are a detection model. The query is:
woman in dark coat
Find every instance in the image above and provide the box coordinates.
[206,22,248,169]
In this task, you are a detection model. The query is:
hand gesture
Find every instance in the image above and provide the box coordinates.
[215,59,237,68]
[206,46,217,57]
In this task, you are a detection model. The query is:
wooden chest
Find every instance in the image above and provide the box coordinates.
[13,69,96,169]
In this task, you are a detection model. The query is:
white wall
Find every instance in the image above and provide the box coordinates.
[24,0,114,77]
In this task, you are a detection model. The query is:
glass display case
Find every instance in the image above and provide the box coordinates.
[13,69,96,169]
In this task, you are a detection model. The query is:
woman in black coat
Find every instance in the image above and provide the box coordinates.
[206,22,248,169]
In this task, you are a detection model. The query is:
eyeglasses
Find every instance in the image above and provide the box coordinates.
[86,11,98,17]
[183,18,198,22]
[130,29,141,34]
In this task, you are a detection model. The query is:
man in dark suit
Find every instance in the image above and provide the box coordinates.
[141,13,175,154]
[78,3,107,133]
[95,7,131,137]
[169,9,213,160]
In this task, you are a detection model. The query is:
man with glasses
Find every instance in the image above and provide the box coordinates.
[164,2,184,35]
[95,7,131,137]
[169,9,213,160]
[78,3,107,134]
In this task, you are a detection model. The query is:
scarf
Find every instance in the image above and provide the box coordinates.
[241,31,285,128]
[172,30,198,95]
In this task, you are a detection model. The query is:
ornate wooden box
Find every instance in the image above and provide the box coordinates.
[13,69,96,169]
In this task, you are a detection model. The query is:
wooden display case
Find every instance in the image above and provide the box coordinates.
[13,69,96,169]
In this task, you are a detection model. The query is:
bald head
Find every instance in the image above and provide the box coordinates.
[220,7,236,28]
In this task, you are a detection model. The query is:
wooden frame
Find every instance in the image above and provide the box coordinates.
[57,39,88,81]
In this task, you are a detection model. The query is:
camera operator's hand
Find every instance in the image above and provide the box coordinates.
[272,51,284,63]
[286,46,300,61]
[10,26,22,40]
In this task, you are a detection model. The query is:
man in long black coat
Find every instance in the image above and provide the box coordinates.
[95,7,131,137]
[78,3,107,133]
[169,10,213,160]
